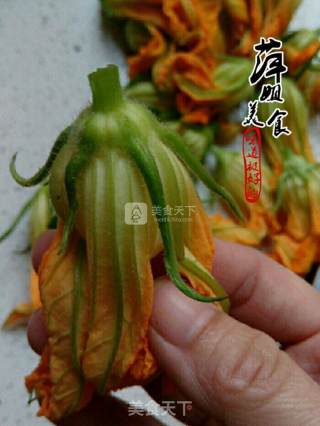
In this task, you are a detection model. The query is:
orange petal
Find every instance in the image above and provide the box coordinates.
[30,267,41,309]
[26,225,92,421]
[128,25,166,79]
[2,303,34,329]
[269,234,317,276]
[285,39,320,75]
[2,268,41,329]
[163,0,197,45]
[108,2,167,30]
[308,177,320,237]
[210,212,266,246]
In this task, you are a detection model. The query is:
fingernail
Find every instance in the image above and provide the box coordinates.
[150,278,218,347]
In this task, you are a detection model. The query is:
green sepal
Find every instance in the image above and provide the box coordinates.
[97,149,124,395]
[160,127,244,221]
[60,137,96,254]
[10,127,71,187]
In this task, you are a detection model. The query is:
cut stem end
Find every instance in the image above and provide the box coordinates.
[89,65,124,113]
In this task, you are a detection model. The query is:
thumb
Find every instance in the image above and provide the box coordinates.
[149,279,320,426]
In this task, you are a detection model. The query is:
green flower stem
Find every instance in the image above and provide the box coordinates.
[89,65,124,113]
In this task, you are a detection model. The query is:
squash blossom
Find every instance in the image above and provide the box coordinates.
[298,69,320,113]
[102,0,225,57]
[102,0,255,124]
[259,77,315,171]
[212,146,279,237]
[10,65,242,421]
[210,213,267,247]
[283,29,320,76]
[269,233,318,276]
[224,0,301,55]
[154,54,253,124]
[274,148,320,241]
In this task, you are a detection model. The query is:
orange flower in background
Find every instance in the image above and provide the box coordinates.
[152,53,253,123]
[153,50,214,93]
[102,0,255,124]
[102,0,311,126]
[128,24,166,79]
[104,1,167,30]
[283,29,320,76]
[12,66,240,421]
[274,149,320,241]
[260,77,315,172]
[298,69,320,113]
[269,234,318,275]
[229,0,302,55]
[212,146,280,237]
[210,212,267,246]
[226,0,300,56]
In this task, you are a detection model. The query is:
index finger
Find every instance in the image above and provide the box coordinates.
[213,239,320,344]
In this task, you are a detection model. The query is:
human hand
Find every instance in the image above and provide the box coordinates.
[28,234,320,425]
[149,239,320,425]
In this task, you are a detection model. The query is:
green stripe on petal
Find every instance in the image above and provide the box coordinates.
[148,140,187,261]
[107,151,154,385]
[71,240,86,372]
[60,137,96,254]
[81,151,123,395]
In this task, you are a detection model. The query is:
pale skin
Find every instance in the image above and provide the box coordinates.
[29,233,320,425]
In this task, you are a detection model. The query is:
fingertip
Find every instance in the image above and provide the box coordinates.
[32,230,56,272]
[27,309,47,354]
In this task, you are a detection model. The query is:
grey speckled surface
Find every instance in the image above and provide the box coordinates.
[0,1,319,425]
